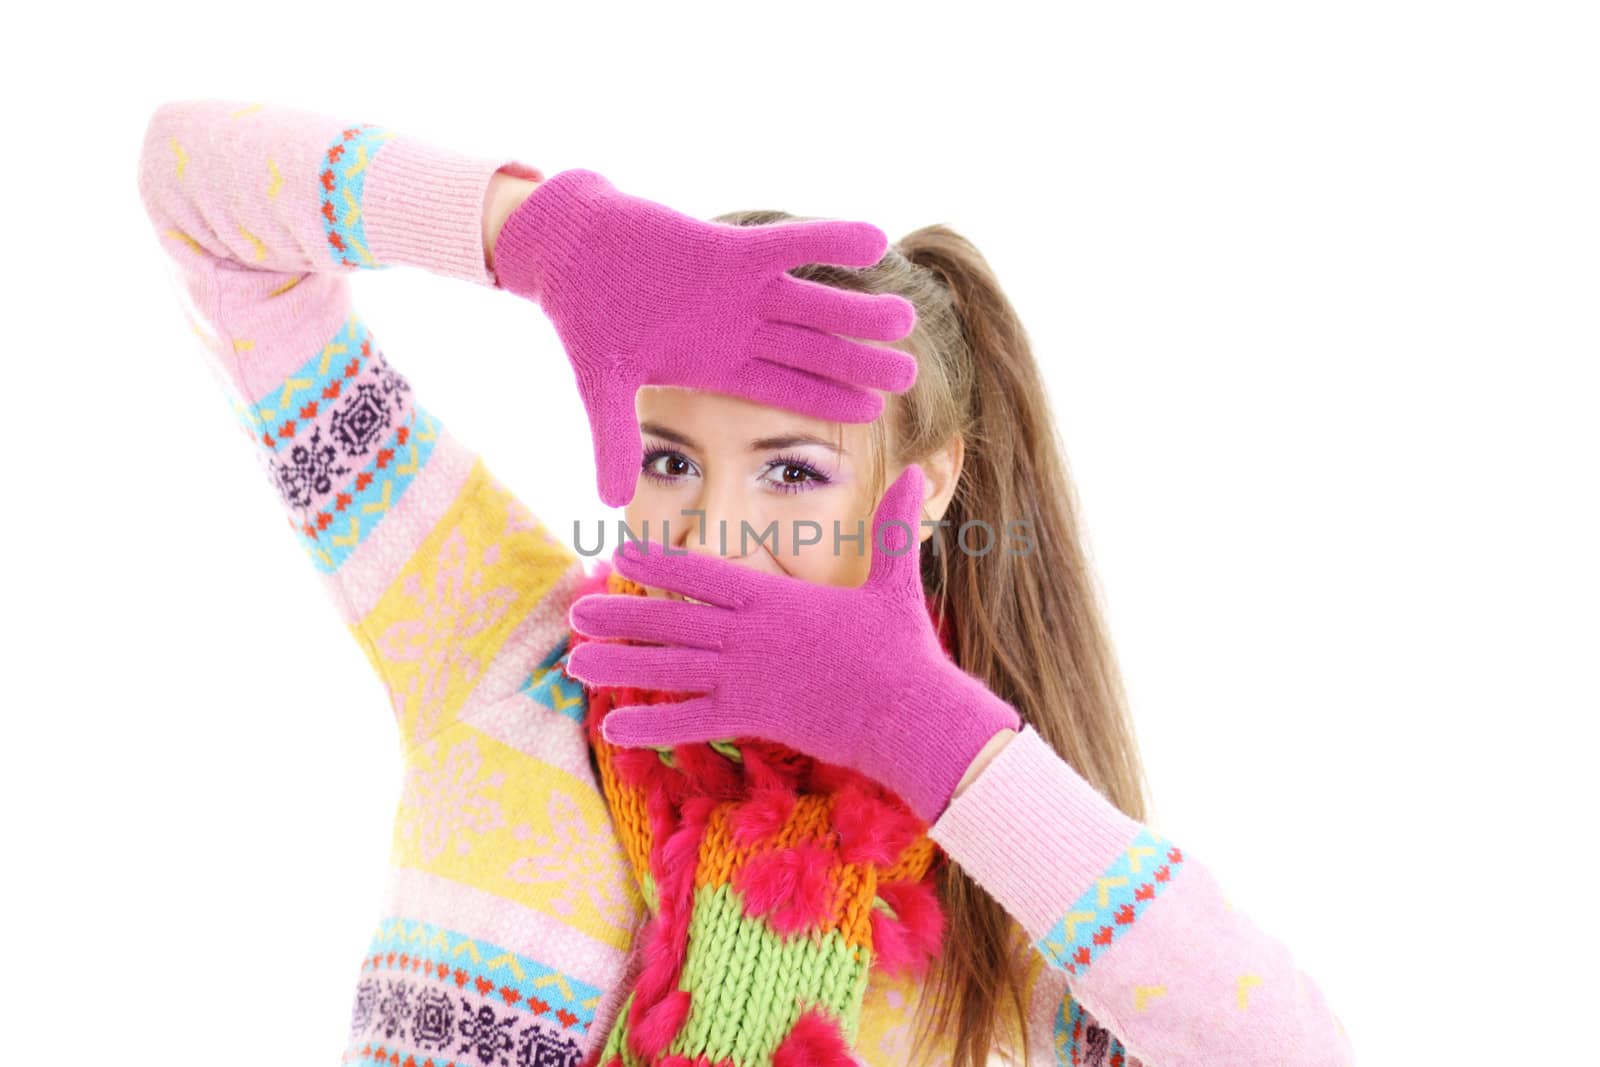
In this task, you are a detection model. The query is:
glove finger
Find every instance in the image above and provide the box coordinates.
[566,641,721,692]
[753,321,918,394]
[733,358,885,424]
[568,592,732,650]
[611,538,764,610]
[602,696,743,748]
[746,218,889,273]
[581,369,643,508]
[865,463,927,594]
[759,273,916,342]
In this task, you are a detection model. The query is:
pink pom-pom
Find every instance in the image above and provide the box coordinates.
[674,743,743,797]
[868,904,914,978]
[830,781,912,865]
[631,914,683,1006]
[805,759,865,794]
[870,879,947,979]
[773,1008,857,1067]
[733,841,836,935]
[613,742,682,793]
[729,787,798,848]
[628,988,692,1060]
[741,743,807,792]
[660,799,714,876]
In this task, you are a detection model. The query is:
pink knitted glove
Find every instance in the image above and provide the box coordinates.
[491,168,919,507]
[564,465,1022,824]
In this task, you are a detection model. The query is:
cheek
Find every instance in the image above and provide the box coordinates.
[771,499,876,587]
[783,543,867,588]
[621,497,676,545]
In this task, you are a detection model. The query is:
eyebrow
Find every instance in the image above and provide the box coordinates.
[639,421,845,454]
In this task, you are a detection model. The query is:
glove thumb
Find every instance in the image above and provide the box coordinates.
[864,464,926,596]
[579,366,644,509]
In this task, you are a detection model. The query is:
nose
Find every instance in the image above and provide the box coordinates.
[679,503,742,561]
[676,477,756,565]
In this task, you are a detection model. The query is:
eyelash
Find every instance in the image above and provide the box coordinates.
[639,447,832,494]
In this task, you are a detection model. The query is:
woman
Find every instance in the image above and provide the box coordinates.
[137,98,1352,1067]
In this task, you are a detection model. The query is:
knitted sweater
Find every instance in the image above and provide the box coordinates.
[135,98,1355,1067]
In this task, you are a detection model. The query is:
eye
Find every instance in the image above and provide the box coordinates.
[640,447,698,484]
[761,453,833,494]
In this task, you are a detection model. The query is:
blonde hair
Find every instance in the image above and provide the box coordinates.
[715,210,1154,1067]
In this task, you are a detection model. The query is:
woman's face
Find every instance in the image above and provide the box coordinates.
[623,386,890,597]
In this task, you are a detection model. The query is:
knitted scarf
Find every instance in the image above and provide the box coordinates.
[571,563,955,1067]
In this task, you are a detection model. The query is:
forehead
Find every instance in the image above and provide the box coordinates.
[636,386,875,452]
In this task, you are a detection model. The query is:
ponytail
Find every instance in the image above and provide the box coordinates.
[711,210,1153,1067]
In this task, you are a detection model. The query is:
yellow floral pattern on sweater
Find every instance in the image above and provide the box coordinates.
[357,457,578,749]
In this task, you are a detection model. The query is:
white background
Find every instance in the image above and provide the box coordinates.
[4,1,1596,1062]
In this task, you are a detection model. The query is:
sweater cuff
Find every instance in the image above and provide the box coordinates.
[362,134,542,288]
[927,724,1143,940]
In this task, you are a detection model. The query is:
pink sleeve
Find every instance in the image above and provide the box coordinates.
[135,99,587,749]
[928,726,1355,1067]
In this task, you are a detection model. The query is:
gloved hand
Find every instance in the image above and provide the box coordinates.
[564,464,1022,824]
[491,168,919,507]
